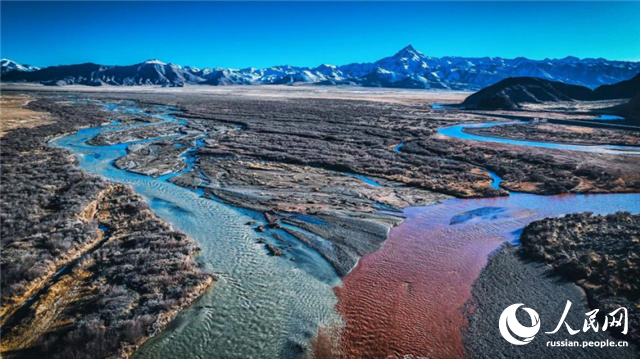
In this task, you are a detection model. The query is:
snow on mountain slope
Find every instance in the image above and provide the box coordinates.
[2,46,639,90]
[1,59,40,74]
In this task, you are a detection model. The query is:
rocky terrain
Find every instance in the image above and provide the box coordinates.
[0,95,212,359]
[520,212,640,344]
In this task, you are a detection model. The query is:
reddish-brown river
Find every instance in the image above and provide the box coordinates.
[336,119,640,358]
[336,194,639,357]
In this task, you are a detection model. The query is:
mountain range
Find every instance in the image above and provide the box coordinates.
[2,46,640,90]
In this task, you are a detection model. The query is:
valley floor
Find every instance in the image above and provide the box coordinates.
[1,86,639,358]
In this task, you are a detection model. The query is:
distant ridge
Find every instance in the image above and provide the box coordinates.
[462,73,640,110]
[594,73,640,100]
[1,58,39,74]
[2,46,640,90]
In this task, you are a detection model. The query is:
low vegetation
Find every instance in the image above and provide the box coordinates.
[466,122,640,147]
[0,94,212,359]
[520,212,640,344]
[164,94,638,196]
[1,96,112,311]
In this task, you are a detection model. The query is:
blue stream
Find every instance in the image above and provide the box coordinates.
[438,121,640,155]
[487,169,502,189]
[592,114,625,121]
[51,102,342,359]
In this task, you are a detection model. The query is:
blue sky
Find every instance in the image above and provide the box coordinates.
[2,2,639,68]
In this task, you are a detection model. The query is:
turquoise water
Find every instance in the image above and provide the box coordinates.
[592,114,625,121]
[438,121,640,155]
[486,169,502,189]
[430,103,450,111]
[50,102,342,359]
[348,173,383,187]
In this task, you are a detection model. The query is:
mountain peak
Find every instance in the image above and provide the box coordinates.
[373,45,429,74]
[400,45,416,52]
[391,45,426,62]
[395,45,421,56]
[1,58,18,65]
[143,59,166,65]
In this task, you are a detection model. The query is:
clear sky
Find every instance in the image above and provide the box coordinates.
[1,1,639,68]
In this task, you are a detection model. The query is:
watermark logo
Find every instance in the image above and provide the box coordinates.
[498,301,629,347]
[499,303,541,345]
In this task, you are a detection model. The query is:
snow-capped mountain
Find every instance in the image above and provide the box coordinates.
[2,46,639,90]
[1,59,201,86]
[1,59,40,74]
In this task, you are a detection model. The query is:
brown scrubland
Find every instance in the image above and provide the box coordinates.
[0,94,212,359]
